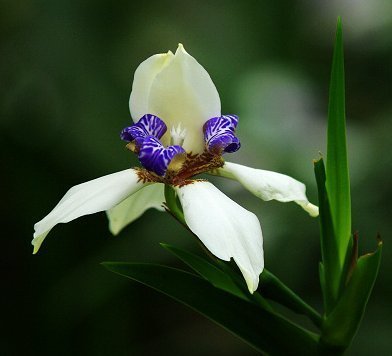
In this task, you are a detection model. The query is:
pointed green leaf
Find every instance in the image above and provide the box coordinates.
[314,157,341,313]
[214,259,274,311]
[326,17,352,267]
[161,243,248,300]
[260,269,322,328]
[102,262,319,354]
[319,262,326,305]
[320,240,382,350]
[162,243,321,324]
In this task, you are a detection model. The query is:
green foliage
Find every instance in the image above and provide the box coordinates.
[321,240,382,350]
[326,17,352,268]
[102,262,319,354]
[315,18,383,353]
[260,269,322,328]
[160,243,248,300]
[163,242,322,325]
[314,158,341,313]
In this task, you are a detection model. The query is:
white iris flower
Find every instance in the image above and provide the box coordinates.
[33,44,318,293]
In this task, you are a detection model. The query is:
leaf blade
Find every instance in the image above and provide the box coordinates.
[326,17,352,267]
[160,243,248,300]
[314,157,341,313]
[102,262,319,354]
[260,269,322,328]
[321,240,382,350]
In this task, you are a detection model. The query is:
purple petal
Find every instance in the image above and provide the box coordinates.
[222,114,239,127]
[204,115,241,154]
[138,136,185,176]
[121,114,167,144]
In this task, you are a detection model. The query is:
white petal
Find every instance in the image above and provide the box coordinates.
[146,44,221,153]
[32,169,149,254]
[175,181,264,293]
[129,51,174,122]
[215,162,319,217]
[106,183,165,235]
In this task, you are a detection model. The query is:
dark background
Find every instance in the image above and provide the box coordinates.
[2,0,391,355]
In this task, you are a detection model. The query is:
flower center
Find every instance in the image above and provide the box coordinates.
[170,123,187,146]
[121,114,241,183]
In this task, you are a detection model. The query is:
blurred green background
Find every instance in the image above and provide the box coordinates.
[2,0,391,354]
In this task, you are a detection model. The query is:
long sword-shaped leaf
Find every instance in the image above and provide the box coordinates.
[326,17,352,267]
[314,157,340,314]
[162,243,321,326]
[160,243,249,300]
[102,262,319,354]
[260,269,322,328]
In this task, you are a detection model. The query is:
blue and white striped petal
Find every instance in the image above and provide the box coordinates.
[138,135,185,176]
[121,114,167,146]
[204,115,241,154]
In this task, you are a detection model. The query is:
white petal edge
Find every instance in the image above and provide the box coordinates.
[106,183,165,235]
[214,162,319,217]
[175,181,264,293]
[147,44,221,153]
[129,50,174,122]
[32,169,149,254]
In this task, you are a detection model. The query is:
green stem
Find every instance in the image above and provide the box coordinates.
[164,184,186,225]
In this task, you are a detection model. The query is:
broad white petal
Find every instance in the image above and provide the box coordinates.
[175,181,264,293]
[33,169,149,254]
[215,162,319,217]
[129,51,174,122]
[106,183,165,235]
[148,44,221,153]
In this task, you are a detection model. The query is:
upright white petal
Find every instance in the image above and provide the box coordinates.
[215,162,319,217]
[106,183,165,235]
[33,169,149,254]
[129,51,174,122]
[175,181,264,293]
[130,44,221,153]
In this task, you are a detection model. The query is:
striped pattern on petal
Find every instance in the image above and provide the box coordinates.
[138,136,185,176]
[204,115,241,154]
[121,114,167,146]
